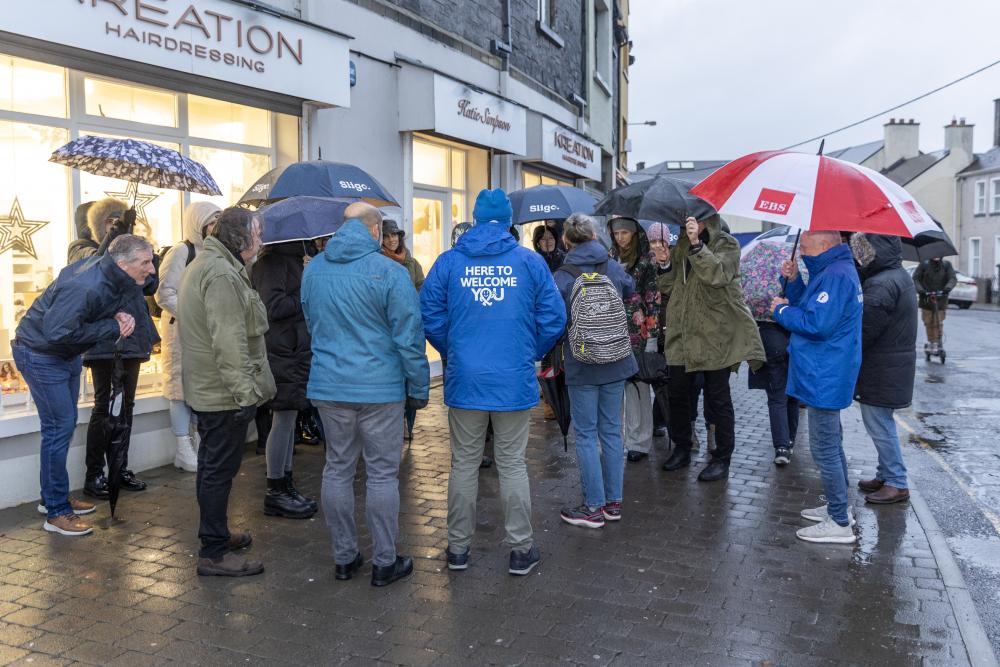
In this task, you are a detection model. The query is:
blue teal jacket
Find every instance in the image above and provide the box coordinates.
[773,244,863,410]
[420,222,567,411]
[301,219,430,404]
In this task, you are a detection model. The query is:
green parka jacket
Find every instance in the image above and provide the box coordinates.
[656,215,765,373]
[178,236,277,412]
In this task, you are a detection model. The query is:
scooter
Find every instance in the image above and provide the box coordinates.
[924,291,946,364]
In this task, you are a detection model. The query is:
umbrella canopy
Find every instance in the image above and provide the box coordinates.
[104,341,131,518]
[537,366,571,451]
[901,221,957,262]
[49,136,221,196]
[691,150,939,237]
[238,160,398,208]
[595,175,716,225]
[507,185,597,224]
[258,196,350,245]
[740,241,793,320]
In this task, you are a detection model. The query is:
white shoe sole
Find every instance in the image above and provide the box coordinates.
[509,561,539,576]
[37,504,96,516]
[602,513,621,522]
[447,562,468,571]
[42,521,93,536]
[560,515,604,529]
[796,530,856,544]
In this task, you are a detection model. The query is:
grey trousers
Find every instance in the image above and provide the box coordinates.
[265,409,296,479]
[314,400,404,567]
[623,380,653,454]
[448,408,533,552]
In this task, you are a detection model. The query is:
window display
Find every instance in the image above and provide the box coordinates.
[0,53,297,420]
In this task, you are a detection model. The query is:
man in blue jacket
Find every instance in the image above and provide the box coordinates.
[771,230,862,545]
[13,235,152,537]
[302,202,430,587]
[421,189,566,576]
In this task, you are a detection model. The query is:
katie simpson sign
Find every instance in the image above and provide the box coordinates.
[4,0,351,106]
[433,74,527,154]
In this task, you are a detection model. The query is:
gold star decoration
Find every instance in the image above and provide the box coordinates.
[0,198,49,260]
[105,181,159,236]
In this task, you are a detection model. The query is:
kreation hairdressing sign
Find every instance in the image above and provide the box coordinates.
[541,118,600,180]
[3,0,350,106]
[433,74,526,154]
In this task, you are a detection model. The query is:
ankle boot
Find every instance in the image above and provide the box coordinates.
[173,435,197,472]
[264,478,315,519]
[284,471,318,512]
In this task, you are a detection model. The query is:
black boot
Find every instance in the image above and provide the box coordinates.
[264,478,315,519]
[284,472,318,512]
[83,475,110,499]
[371,556,413,587]
[661,447,691,472]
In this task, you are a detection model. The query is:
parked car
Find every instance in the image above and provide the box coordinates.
[905,266,976,309]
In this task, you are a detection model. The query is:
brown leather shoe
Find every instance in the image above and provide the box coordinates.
[857,478,884,493]
[43,514,93,536]
[865,485,910,504]
[226,532,252,551]
[197,552,264,577]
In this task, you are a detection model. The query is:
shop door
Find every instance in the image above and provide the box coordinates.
[412,189,448,274]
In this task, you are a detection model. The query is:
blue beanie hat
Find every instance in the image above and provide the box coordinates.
[472,188,512,226]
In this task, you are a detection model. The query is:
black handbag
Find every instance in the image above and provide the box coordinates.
[633,350,668,385]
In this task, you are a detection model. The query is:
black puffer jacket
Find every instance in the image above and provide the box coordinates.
[250,241,312,411]
[853,234,917,408]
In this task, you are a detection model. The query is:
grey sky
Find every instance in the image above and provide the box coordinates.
[628,0,1000,166]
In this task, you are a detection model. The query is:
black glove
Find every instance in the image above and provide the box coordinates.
[122,208,137,233]
[234,404,257,423]
[405,397,428,412]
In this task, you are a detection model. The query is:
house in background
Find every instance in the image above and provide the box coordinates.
[956,99,1000,281]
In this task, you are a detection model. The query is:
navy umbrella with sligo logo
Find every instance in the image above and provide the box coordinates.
[238,160,399,208]
[508,185,597,225]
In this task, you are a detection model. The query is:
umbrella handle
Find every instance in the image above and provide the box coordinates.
[779,230,802,298]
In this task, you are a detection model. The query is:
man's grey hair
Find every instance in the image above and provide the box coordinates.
[108,234,152,263]
[564,213,598,245]
[212,207,261,258]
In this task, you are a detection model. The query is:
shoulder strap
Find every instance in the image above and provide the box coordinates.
[184,239,196,267]
[557,264,583,279]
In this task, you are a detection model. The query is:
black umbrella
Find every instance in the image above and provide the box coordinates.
[105,339,131,518]
[237,160,398,208]
[508,185,597,224]
[404,406,416,443]
[901,221,957,262]
[595,175,716,225]
[538,365,571,451]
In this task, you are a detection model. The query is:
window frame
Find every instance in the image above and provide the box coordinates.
[969,236,982,277]
[989,178,1000,214]
[974,179,987,215]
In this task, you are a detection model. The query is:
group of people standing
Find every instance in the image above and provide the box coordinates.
[11,181,936,582]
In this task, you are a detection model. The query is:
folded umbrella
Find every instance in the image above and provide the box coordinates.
[258,196,350,245]
[537,365,571,451]
[104,339,130,519]
[238,160,398,208]
[50,136,221,197]
[508,185,597,224]
[595,175,716,225]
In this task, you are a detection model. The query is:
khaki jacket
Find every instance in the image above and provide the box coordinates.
[656,216,765,372]
[178,236,276,412]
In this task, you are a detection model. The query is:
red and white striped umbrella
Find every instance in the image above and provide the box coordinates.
[690,150,940,238]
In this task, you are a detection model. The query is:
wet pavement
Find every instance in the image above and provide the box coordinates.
[898,305,1000,656]
[0,376,988,666]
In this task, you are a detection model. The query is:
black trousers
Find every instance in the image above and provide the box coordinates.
[85,358,142,480]
[667,366,735,461]
[194,409,252,559]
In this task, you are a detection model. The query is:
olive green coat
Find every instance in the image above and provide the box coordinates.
[656,216,765,373]
[178,236,276,412]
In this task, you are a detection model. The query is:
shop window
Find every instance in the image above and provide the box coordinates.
[190,145,271,210]
[189,95,271,148]
[84,77,177,127]
[413,140,450,188]
[0,56,67,118]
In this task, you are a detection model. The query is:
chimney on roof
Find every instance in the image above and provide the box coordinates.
[635,161,646,171]
[883,117,919,166]
[945,116,974,166]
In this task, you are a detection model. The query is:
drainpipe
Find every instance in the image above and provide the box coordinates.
[492,0,513,72]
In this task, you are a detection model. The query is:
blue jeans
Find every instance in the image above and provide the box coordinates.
[12,344,82,520]
[569,381,626,509]
[806,408,850,526]
[859,403,907,489]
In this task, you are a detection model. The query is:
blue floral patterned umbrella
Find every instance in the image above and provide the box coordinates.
[49,136,222,197]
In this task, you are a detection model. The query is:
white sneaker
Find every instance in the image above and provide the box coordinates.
[174,435,198,472]
[800,504,856,526]
[796,516,856,544]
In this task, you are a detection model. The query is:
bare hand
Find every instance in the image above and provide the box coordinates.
[115,312,135,338]
[770,297,789,314]
[652,243,670,264]
[780,259,798,281]
[302,254,312,266]
[685,217,699,245]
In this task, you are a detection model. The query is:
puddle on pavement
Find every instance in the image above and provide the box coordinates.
[924,375,944,384]
[955,397,1000,411]
[948,535,1000,575]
